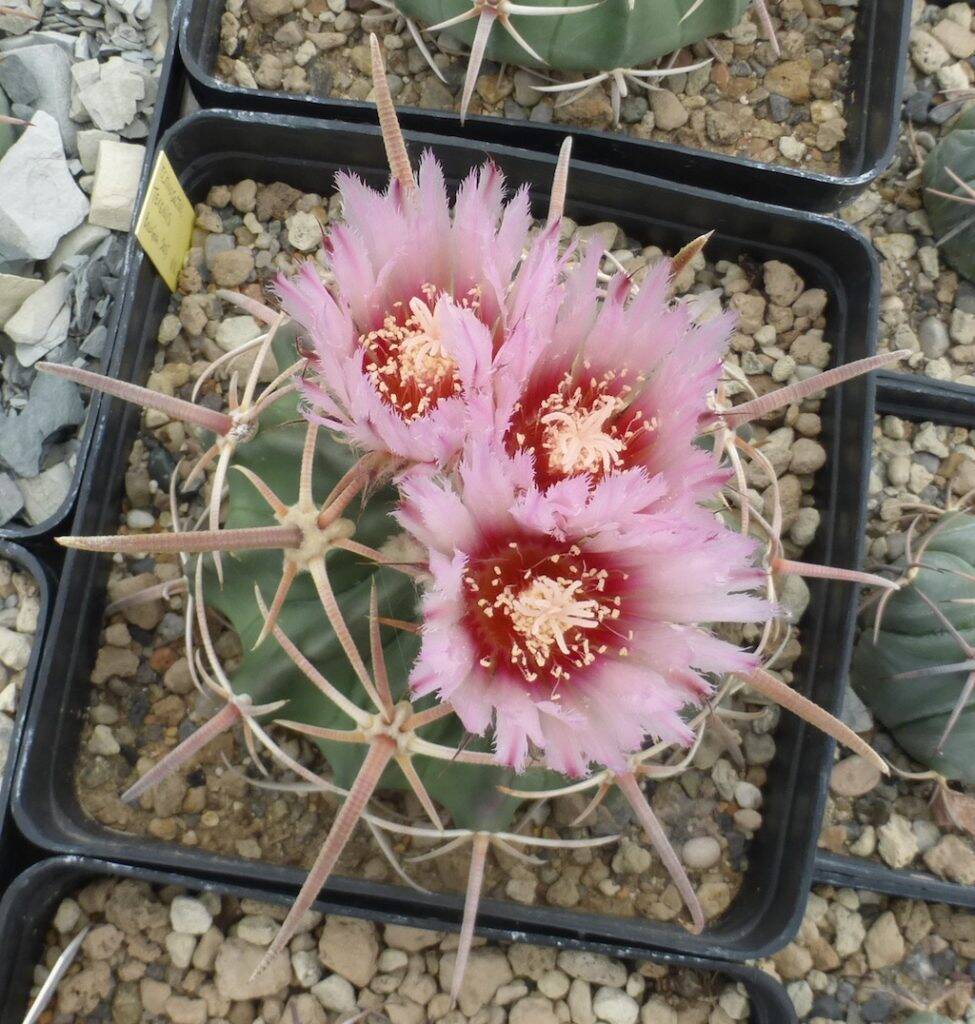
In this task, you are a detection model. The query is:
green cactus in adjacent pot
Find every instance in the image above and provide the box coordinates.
[44,40,905,1001]
[381,0,775,124]
[923,106,975,285]
[851,511,975,784]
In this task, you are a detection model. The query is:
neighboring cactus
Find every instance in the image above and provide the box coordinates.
[47,38,905,997]
[380,0,776,123]
[923,106,975,285]
[852,512,975,785]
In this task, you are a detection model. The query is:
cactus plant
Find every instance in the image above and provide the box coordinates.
[923,106,975,285]
[376,0,777,123]
[46,38,906,995]
[852,511,975,785]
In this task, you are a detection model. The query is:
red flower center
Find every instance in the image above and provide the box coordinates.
[504,367,654,489]
[462,532,631,696]
[359,283,471,422]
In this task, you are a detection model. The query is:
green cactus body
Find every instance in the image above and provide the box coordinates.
[850,512,975,784]
[201,330,556,832]
[923,107,975,285]
[393,0,748,72]
[902,1016,954,1024]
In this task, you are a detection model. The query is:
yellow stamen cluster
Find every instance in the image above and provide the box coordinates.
[360,284,459,420]
[466,545,623,690]
[528,368,653,477]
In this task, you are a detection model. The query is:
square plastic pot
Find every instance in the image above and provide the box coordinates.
[0,856,798,1023]
[811,371,975,913]
[14,107,879,962]
[179,0,911,213]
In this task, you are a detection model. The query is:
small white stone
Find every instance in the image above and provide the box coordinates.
[778,135,807,161]
[378,948,408,972]
[592,985,638,1024]
[733,781,762,810]
[236,914,277,946]
[165,932,197,969]
[292,949,323,988]
[681,836,722,871]
[0,626,31,671]
[87,723,120,756]
[125,509,154,530]
[537,969,570,1000]
[287,210,323,252]
[169,896,213,936]
[312,973,357,1012]
[0,682,16,714]
[53,898,81,934]
[88,140,146,232]
[718,987,749,1021]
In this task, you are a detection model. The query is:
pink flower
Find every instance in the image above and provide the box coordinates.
[491,248,735,504]
[276,153,561,466]
[397,443,770,776]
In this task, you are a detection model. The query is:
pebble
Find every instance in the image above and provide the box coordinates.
[210,247,255,287]
[87,723,119,755]
[877,814,919,870]
[169,896,213,935]
[312,973,357,1011]
[829,755,882,798]
[681,836,721,871]
[865,911,905,970]
[592,985,639,1024]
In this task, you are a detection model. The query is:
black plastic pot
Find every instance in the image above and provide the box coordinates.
[813,850,975,910]
[0,542,54,886]
[14,107,880,962]
[0,2,187,542]
[0,857,798,1024]
[811,372,975,912]
[180,0,911,214]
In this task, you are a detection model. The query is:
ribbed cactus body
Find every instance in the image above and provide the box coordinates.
[850,513,975,784]
[923,107,975,285]
[394,0,748,72]
[202,329,554,831]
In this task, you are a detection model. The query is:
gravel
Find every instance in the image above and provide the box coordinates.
[214,0,853,174]
[28,876,745,1022]
[851,2,975,384]
[0,556,39,777]
[768,885,975,1022]
[0,0,166,527]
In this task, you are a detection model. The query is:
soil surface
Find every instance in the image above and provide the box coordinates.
[26,874,742,1023]
[0,555,40,777]
[770,884,974,1021]
[214,0,853,173]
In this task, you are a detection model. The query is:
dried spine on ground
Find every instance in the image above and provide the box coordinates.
[55,38,904,996]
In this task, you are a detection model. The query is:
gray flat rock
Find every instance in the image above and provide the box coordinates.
[0,273,43,328]
[46,221,110,276]
[0,112,88,261]
[0,43,77,155]
[16,459,72,524]
[5,271,71,355]
[0,473,24,526]
[76,55,145,131]
[76,127,119,174]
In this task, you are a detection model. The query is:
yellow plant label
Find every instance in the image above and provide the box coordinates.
[134,151,194,292]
